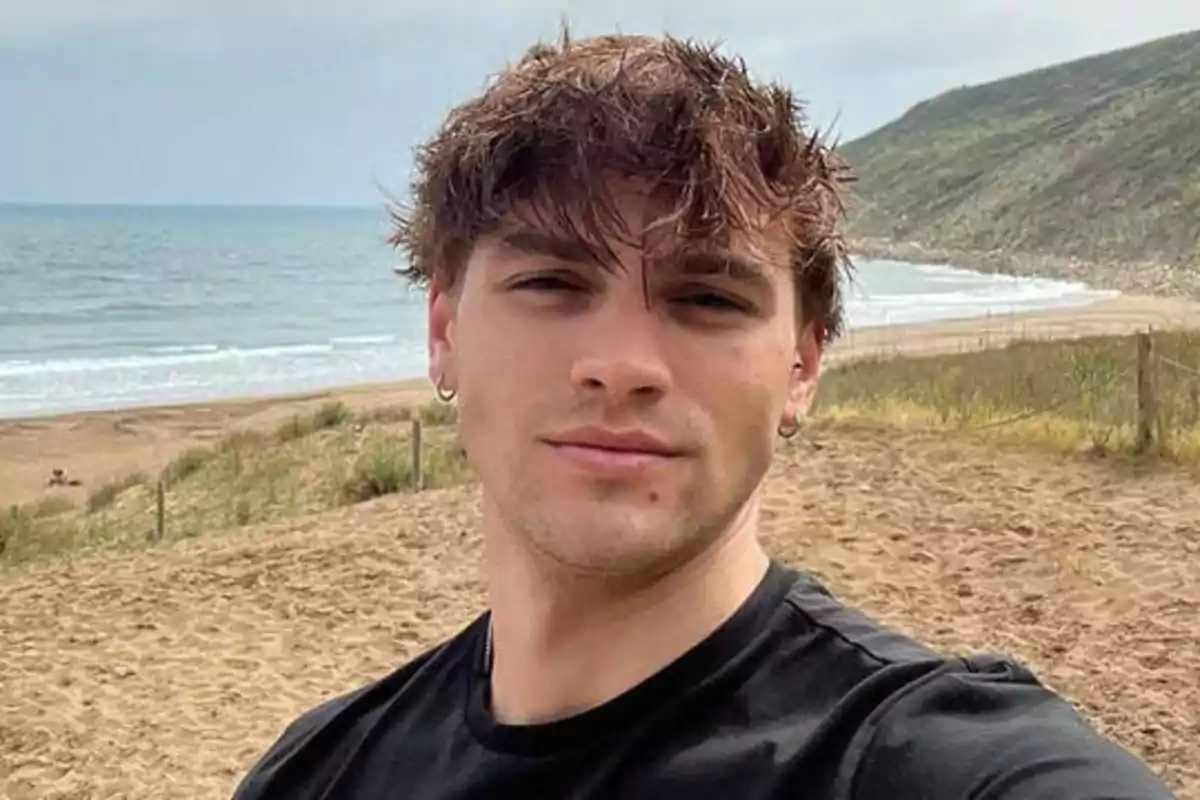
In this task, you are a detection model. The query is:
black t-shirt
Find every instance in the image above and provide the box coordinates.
[232,560,1172,799]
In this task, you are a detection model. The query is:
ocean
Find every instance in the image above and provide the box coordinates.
[0,204,1117,420]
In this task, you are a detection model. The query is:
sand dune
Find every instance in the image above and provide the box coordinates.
[1,423,1198,798]
[3,293,1200,798]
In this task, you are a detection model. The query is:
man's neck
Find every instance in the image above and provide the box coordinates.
[482,502,771,726]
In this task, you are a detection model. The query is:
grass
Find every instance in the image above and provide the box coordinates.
[87,472,150,513]
[276,401,353,443]
[343,436,413,502]
[816,329,1200,460]
[1,399,471,568]
[313,401,352,430]
[1,504,80,562]
[30,496,75,519]
[164,448,214,485]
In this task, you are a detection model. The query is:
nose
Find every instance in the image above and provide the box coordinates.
[569,299,672,402]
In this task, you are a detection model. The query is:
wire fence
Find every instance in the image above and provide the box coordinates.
[969,394,1083,431]
[1159,353,1200,379]
[2,413,470,568]
[818,327,1200,454]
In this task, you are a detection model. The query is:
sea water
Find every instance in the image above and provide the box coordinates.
[0,204,1116,420]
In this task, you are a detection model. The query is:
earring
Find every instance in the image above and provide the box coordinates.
[435,376,457,403]
[777,409,802,440]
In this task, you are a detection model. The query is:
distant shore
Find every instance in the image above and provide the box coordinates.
[4,293,1200,508]
[851,237,1200,302]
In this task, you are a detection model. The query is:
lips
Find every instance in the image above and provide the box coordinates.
[543,427,680,456]
[541,426,683,476]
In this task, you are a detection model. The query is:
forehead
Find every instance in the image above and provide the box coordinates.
[479,187,794,281]
[492,229,783,290]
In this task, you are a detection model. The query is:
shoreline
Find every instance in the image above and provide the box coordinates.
[0,249,1143,426]
[850,237,1200,301]
[0,246,1155,425]
[4,293,1200,508]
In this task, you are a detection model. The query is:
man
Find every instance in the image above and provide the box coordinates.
[233,30,1173,799]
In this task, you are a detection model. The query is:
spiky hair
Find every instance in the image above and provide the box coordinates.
[390,29,853,342]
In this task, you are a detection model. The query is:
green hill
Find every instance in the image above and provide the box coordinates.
[840,29,1200,270]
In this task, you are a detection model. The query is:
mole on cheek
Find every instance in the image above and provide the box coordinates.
[647,491,660,503]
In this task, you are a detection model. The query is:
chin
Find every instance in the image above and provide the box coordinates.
[525,502,705,577]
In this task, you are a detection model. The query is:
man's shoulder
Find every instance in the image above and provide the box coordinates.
[778,569,945,667]
[849,653,1174,797]
[772,571,1172,797]
[231,614,485,799]
[230,683,374,798]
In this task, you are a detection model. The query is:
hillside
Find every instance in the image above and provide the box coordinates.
[840,29,1200,272]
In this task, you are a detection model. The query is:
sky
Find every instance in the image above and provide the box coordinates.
[3,1,1200,206]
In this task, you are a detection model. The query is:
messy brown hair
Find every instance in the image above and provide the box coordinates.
[389,28,853,343]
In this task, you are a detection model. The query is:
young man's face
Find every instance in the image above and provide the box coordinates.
[428,181,822,577]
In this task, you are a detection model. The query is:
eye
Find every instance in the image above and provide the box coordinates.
[672,289,750,313]
[510,273,586,293]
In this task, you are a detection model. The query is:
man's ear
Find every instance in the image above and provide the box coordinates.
[783,321,823,426]
[427,277,457,391]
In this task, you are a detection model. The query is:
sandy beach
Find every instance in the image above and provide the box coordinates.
[2,290,1199,797]
[8,13,1200,798]
[4,293,1199,509]
[3,413,1199,797]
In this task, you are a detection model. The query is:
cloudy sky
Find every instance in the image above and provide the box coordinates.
[3,1,1199,206]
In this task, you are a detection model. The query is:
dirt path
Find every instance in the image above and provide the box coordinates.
[2,423,1198,798]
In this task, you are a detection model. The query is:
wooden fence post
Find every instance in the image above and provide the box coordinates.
[155,478,165,542]
[411,418,424,491]
[1136,330,1156,453]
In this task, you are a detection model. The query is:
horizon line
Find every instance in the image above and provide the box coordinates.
[0,200,389,211]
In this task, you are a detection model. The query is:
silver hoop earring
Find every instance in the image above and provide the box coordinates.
[778,410,802,440]
[435,377,457,403]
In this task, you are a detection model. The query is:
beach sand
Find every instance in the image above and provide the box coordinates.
[4,293,1199,509]
[2,419,1198,798]
[2,292,1199,797]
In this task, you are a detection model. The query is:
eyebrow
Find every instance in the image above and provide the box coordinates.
[499,231,601,266]
[498,230,775,290]
[672,251,776,292]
